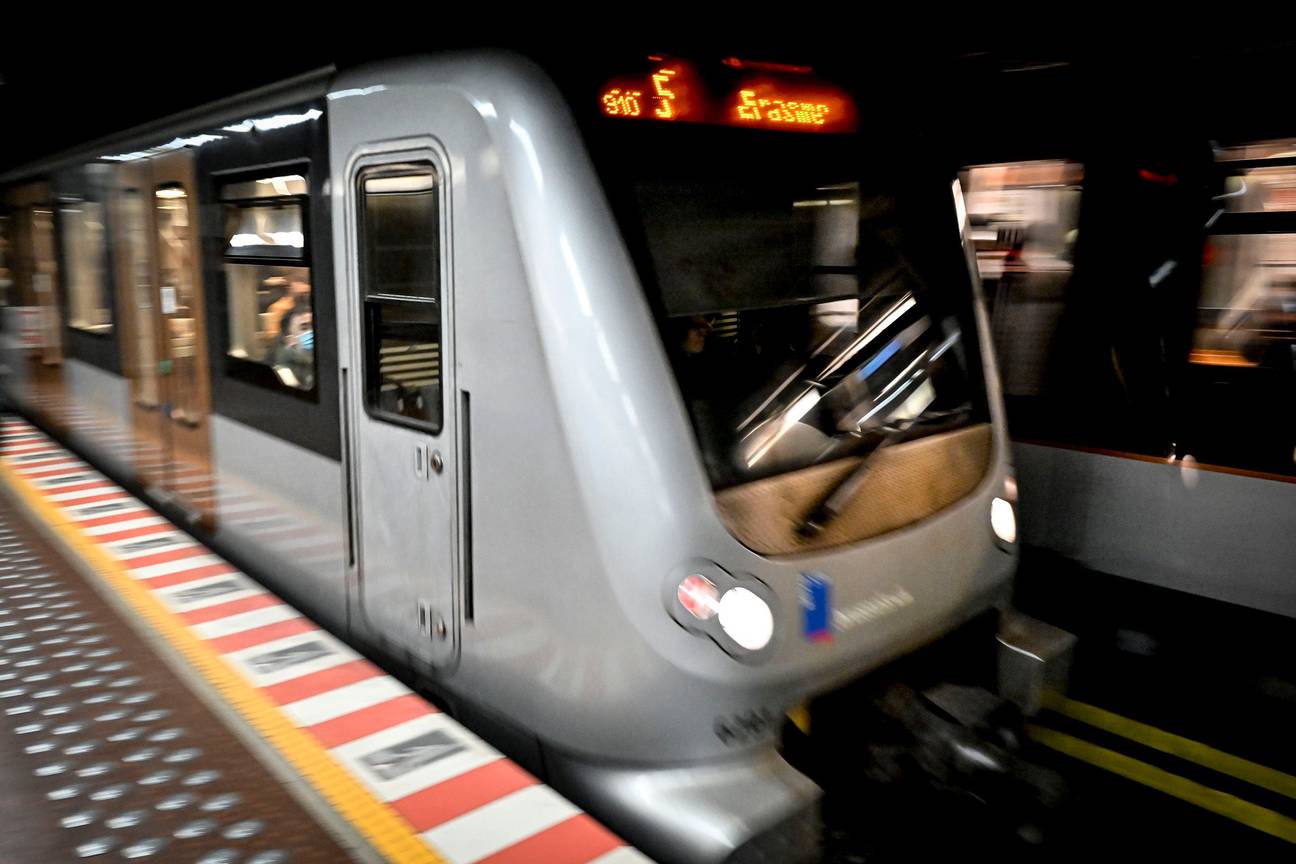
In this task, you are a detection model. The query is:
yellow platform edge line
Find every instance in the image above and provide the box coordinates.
[1029,725,1296,844]
[1049,696,1296,801]
[0,458,448,864]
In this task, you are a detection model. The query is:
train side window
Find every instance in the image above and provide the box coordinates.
[219,173,314,391]
[960,161,1084,409]
[1196,230,1296,370]
[358,165,441,432]
[61,199,112,333]
[1185,140,1296,476]
[1195,140,1296,369]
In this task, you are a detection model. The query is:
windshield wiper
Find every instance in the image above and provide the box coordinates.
[796,405,972,539]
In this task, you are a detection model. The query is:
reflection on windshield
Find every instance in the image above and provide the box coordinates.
[734,292,964,469]
[640,179,977,488]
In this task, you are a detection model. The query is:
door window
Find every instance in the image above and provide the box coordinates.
[357,165,442,432]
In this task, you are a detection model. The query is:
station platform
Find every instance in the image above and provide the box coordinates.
[6,406,1293,863]
[0,415,650,863]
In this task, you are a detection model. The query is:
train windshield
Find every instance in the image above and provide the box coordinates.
[591,122,987,489]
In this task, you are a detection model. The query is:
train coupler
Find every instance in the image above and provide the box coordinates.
[997,611,1078,716]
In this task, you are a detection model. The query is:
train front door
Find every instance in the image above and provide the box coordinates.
[112,162,168,492]
[341,148,458,669]
[143,152,216,525]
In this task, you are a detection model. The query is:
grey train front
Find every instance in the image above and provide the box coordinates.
[0,51,1023,863]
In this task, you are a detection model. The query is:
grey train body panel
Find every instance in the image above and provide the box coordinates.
[209,414,349,634]
[1016,442,1296,618]
[59,358,133,478]
[0,51,1020,864]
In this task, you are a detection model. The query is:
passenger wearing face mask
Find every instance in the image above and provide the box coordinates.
[273,303,315,390]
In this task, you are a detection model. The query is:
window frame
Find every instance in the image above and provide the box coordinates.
[216,166,319,400]
[194,98,340,461]
[355,160,445,436]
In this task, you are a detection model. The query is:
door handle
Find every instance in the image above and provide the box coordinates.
[414,445,443,480]
[414,444,443,480]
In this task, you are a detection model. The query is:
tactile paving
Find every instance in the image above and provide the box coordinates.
[1,417,649,864]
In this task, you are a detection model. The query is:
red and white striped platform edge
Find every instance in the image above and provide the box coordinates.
[0,416,652,864]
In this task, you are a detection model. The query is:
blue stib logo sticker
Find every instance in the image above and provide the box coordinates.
[800,572,833,643]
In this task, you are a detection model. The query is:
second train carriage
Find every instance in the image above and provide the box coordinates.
[0,51,1023,862]
[954,76,1296,621]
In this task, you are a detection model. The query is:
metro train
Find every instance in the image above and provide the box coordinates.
[0,51,1024,862]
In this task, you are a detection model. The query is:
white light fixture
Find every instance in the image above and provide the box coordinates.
[717,587,774,651]
[365,174,437,194]
[255,174,306,196]
[229,231,304,249]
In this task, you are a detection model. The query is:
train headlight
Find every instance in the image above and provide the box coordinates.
[666,561,777,660]
[991,496,1017,546]
[718,587,774,652]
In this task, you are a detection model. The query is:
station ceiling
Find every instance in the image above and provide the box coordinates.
[1,29,1294,172]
